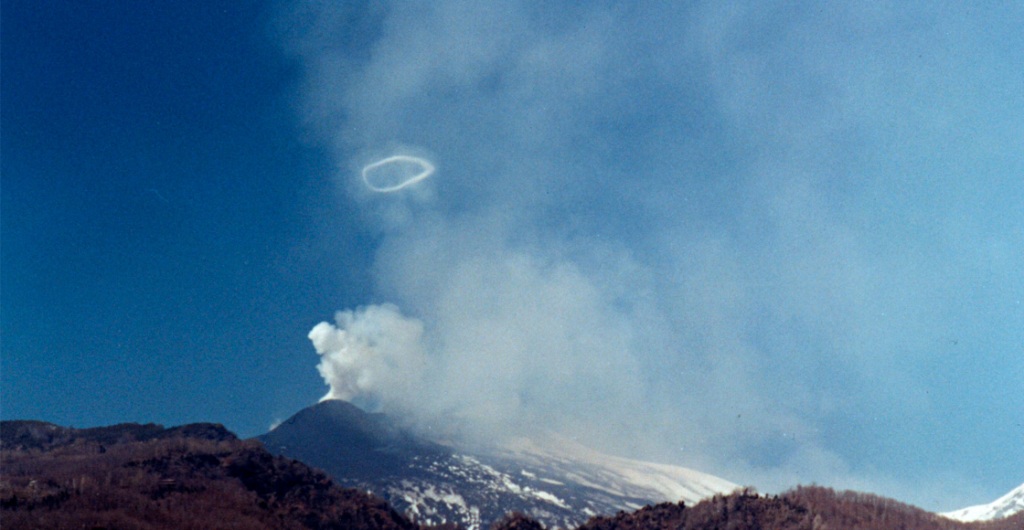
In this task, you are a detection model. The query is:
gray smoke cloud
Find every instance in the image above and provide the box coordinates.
[282,1,1024,510]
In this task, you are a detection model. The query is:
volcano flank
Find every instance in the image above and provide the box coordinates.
[256,400,737,530]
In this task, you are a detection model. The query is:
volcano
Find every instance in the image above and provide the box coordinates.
[256,400,737,529]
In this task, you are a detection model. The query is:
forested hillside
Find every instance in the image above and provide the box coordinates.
[571,487,1024,530]
[0,420,419,530]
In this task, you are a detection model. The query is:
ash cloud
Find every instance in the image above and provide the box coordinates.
[282,1,1024,511]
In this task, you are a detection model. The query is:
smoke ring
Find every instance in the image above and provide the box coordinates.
[361,155,435,192]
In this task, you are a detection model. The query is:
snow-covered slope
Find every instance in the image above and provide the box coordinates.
[494,434,737,508]
[257,400,738,530]
[941,482,1024,522]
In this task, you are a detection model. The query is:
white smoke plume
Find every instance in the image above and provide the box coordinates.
[309,304,427,411]
[282,1,1024,511]
[310,239,647,445]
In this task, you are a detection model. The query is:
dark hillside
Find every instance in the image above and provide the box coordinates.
[575,487,1022,530]
[0,420,419,530]
[1,420,236,451]
[257,399,448,478]
[577,489,810,530]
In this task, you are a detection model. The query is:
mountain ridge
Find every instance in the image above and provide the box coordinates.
[941,482,1024,522]
[256,399,738,529]
[258,399,448,478]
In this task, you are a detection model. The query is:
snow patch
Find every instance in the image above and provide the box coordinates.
[942,482,1024,522]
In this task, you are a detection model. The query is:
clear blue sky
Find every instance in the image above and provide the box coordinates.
[2,1,368,435]
[3,0,1022,513]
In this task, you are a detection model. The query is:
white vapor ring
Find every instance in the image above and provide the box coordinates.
[361,155,435,192]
